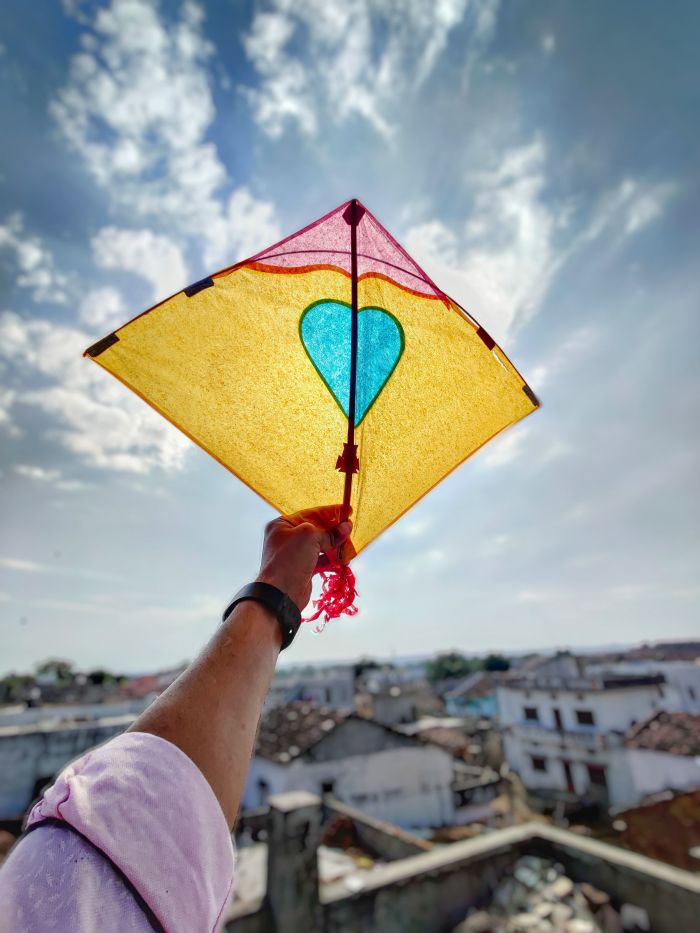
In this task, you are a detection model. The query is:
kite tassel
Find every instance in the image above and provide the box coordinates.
[304,560,358,632]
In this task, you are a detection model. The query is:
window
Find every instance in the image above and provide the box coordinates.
[321,780,335,797]
[587,765,607,788]
[524,706,539,722]
[257,779,270,805]
[531,756,547,772]
[689,687,696,701]
[575,709,595,726]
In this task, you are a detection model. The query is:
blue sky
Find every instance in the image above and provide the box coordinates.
[0,0,698,675]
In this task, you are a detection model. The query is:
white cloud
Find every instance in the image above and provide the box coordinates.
[541,33,556,55]
[79,285,128,330]
[0,311,189,474]
[481,424,531,467]
[203,188,282,268]
[580,178,677,247]
[91,227,188,301]
[13,464,86,492]
[14,464,62,483]
[0,387,18,435]
[243,0,498,139]
[405,142,676,343]
[0,557,47,573]
[406,138,562,342]
[0,214,70,304]
[529,326,599,391]
[54,0,279,267]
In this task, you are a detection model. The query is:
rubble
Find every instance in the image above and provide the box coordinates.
[452,856,649,933]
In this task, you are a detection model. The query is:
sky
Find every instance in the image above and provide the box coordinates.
[0,0,698,675]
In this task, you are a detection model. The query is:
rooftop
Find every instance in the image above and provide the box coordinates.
[625,712,700,756]
[502,673,666,693]
[255,702,347,763]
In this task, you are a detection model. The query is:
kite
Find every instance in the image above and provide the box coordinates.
[84,199,538,624]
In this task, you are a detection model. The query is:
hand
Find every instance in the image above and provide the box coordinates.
[256,505,353,611]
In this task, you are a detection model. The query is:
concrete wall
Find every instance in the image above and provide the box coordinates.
[226,798,700,933]
[498,681,673,806]
[0,717,132,819]
[626,748,700,802]
[586,662,700,714]
[501,730,623,798]
[243,743,455,828]
[324,799,431,860]
[498,683,663,733]
[0,700,147,727]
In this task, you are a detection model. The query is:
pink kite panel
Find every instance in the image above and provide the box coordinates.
[247,200,445,299]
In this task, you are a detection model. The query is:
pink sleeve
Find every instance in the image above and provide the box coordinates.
[25,731,235,932]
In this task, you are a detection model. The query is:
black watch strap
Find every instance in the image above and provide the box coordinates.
[222,582,301,650]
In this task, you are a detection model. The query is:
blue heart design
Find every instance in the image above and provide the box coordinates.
[300,300,404,427]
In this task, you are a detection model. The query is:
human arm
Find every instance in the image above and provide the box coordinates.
[128,505,352,828]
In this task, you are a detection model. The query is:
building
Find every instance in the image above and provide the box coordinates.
[242,702,459,828]
[0,709,137,820]
[225,791,700,933]
[263,666,355,712]
[444,671,500,718]
[497,661,670,808]
[622,712,700,802]
[367,682,443,727]
[586,659,700,713]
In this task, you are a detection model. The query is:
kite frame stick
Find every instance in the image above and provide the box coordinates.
[342,199,360,522]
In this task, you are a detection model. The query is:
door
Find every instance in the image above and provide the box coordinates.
[562,760,575,793]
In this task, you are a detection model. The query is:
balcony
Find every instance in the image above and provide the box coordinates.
[507,722,624,750]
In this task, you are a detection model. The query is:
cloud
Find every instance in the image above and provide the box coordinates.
[13,464,87,491]
[79,285,128,330]
[91,227,188,301]
[528,326,599,391]
[0,214,70,304]
[580,178,677,247]
[203,187,281,268]
[0,311,189,473]
[481,424,531,467]
[14,464,62,483]
[243,0,498,139]
[53,0,279,267]
[406,138,562,342]
[0,387,18,435]
[405,140,677,343]
[0,557,47,573]
[540,33,556,55]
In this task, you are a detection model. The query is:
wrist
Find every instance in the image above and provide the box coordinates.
[222,582,302,650]
[255,570,306,611]
[224,599,283,651]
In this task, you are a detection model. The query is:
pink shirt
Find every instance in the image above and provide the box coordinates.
[0,732,235,932]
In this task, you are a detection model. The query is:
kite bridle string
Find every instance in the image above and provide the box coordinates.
[342,198,360,525]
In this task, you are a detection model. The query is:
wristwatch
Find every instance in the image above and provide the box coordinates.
[221,582,301,650]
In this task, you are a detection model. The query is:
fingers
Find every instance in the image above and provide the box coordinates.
[283,504,351,531]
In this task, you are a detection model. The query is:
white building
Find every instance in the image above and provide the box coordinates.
[264,666,355,712]
[498,657,672,808]
[242,702,458,829]
[586,660,700,714]
[622,711,700,803]
[0,711,135,819]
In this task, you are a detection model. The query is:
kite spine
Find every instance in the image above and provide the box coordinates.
[343,199,360,521]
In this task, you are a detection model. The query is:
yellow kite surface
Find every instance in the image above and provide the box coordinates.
[85,201,538,555]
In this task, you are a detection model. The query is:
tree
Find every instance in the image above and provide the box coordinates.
[426,652,478,683]
[483,653,510,672]
[35,659,75,685]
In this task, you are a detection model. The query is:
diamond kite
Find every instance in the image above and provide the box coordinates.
[85,199,538,621]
